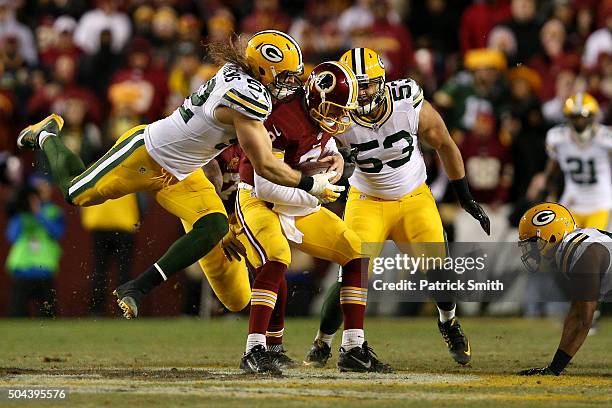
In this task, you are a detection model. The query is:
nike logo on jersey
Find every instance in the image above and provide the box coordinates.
[269,124,282,141]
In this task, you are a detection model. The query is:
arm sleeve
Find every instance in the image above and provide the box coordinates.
[37,205,65,240]
[5,217,22,243]
[254,171,319,208]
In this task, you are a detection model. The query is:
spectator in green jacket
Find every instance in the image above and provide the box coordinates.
[5,174,64,317]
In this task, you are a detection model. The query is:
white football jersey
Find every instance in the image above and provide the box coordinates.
[144,63,272,180]
[555,228,612,300]
[335,78,426,200]
[546,124,612,213]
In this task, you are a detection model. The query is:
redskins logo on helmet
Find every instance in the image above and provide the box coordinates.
[518,202,576,272]
[305,61,358,134]
[563,92,600,143]
[340,47,386,116]
[245,30,304,99]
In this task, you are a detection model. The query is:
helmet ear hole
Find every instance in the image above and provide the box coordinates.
[259,67,266,76]
[549,235,557,243]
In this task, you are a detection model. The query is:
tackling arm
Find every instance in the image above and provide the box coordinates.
[418,101,490,234]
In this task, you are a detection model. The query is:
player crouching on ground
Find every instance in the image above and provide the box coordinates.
[305,48,490,368]
[517,203,611,375]
[224,61,391,375]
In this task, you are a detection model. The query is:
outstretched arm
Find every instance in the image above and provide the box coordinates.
[418,101,490,235]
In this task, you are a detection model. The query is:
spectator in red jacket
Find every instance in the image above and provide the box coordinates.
[356,0,414,80]
[109,37,168,123]
[241,0,292,36]
[40,16,81,70]
[528,19,580,101]
[460,0,511,53]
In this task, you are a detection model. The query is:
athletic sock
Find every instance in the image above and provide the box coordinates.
[339,258,368,330]
[39,130,56,148]
[437,304,456,323]
[130,263,166,294]
[40,135,85,200]
[315,330,335,347]
[319,280,343,335]
[246,333,266,353]
[341,329,364,350]
[266,277,287,347]
[156,213,228,275]
[247,261,287,351]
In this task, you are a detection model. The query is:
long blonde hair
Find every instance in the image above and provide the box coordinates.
[206,34,256,78]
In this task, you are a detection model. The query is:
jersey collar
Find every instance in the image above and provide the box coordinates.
[350,87,393,129]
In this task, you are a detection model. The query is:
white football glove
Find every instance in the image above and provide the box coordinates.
[308,171,345,204]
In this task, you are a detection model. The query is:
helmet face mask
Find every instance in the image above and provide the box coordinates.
[519,237,543,273]
[568,113,596,143]
[267,68,303,100]
[357,77,386,116]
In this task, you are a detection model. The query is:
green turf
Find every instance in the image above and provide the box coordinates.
[0,317,610,407]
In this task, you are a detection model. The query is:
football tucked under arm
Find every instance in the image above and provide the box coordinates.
[254,171,320,208]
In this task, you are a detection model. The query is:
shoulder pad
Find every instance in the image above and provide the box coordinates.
[387,78,424,109]
[219,65,272,121]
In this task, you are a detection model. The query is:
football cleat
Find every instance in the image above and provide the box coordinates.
[17,114,64,149]
[337,341,392,373]
[438,317,471,365]
[240,344,282,375]
[268,347,298,369]
[304,339,332,367]
[113,280,146,319]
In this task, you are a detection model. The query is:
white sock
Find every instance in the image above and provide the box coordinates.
[438,305,456,323]
[315,330,335,347]
[341,329,364,350]
[38,130,57,148]
[246,333,266,353]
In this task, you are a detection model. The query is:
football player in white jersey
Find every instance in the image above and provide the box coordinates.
[305,48,490,367]
[531,92,612,229]
[517,203,611,375]
[17,30,343,319]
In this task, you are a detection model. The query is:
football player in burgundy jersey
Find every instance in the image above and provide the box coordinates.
[226,61,391,374]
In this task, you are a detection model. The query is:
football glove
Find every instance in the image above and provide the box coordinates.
[309,171,345,204]
[462,199,491,236]
[517,366,559,376]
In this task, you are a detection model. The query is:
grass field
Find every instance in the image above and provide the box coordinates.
[1,317,610,407]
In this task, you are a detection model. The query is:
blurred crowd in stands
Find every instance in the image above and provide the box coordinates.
[0,0,610,317]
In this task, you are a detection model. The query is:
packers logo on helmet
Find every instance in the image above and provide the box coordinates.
[563,92,600,143]
[340,47,386,116]
[245,30,304,99]
[518,203,576,273]
[531,210,556,226]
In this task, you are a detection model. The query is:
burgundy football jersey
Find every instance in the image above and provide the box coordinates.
[239,95,333,185]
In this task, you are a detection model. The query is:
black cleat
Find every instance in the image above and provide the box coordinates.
[304,339,332,367]
[268,348,297,369]
[113,280,146,319]
[17,114,64,149]
[240,344,282,375]
[438,317,471,365]
[337,341,392,373]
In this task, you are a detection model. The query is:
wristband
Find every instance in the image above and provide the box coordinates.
[450,177,474,204]
[549,349,572,375]
[297,174,314,192]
